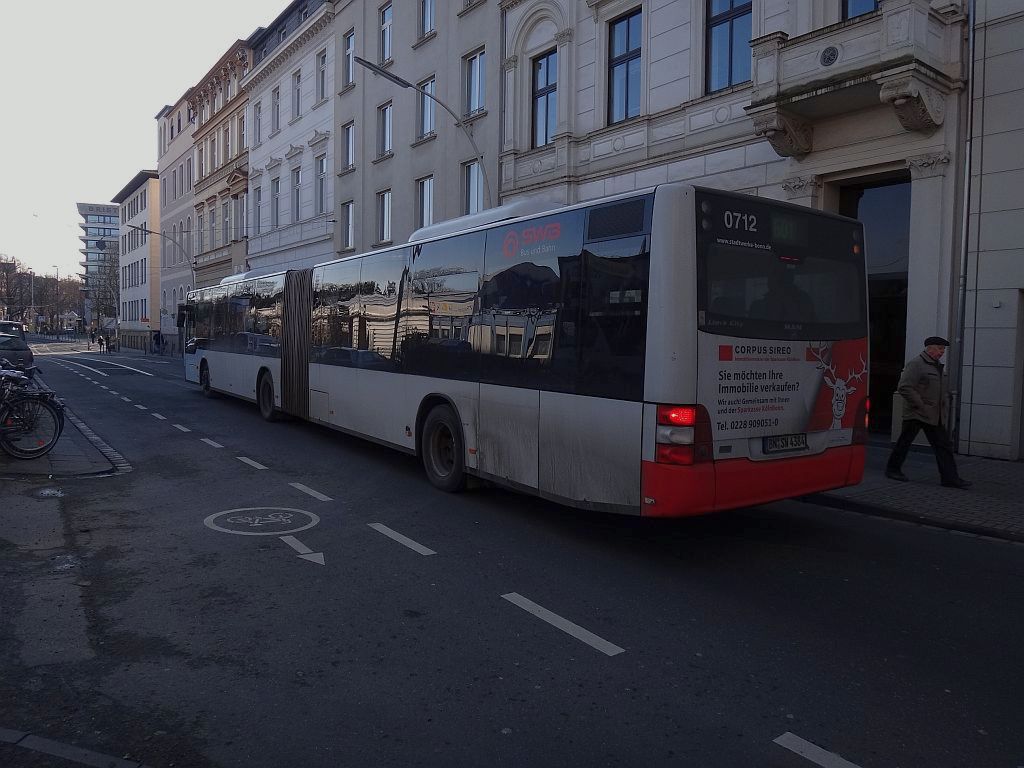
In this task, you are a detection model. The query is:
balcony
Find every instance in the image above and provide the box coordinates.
[745,0,964,158]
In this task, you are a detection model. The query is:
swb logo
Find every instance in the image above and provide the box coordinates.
[502,223,561,258]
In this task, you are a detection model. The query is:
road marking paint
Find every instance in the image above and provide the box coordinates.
[11,732,142,768]
[201,438,224,448]
[100,385,108,389]
[74,357,154,376]
[58,359,109,377]
[368,523,436,555]
[289,482,333,502]
[173,424,191,432]
[501,593,625,657]
[121,396,131,402]
[152,413,167,420]
[237,456,268,470]
[279,535,326,565]
[134,404,147,410]
[773,733,863,768]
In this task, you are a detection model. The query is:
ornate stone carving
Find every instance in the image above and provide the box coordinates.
[880,76,945,134]
[285,144,304,162]
[555,29,574,45]
[753,111,813,159]
[308,129,330,149]
[906,152,951,179]
[502,55,519,72]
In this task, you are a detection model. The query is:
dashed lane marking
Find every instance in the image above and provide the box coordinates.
[73,357,154,376]
[173,424,191,432]
[134,404,147,410]
[152,413,167,420]
[121,396,131,402]
[0,726,149,768]
[773,732,863,768]
[54,359,109,377]
[237,456,268,470]
[501,592,626,657]
[201,438,224,448]
[289,482,333,502]
[368,523,436,555]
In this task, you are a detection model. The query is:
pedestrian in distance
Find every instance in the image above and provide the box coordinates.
[97,335,105,353]
[886,336,971,489]
[89,329,95,350]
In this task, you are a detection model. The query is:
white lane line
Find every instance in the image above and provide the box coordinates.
[367,523,436,555]
[173,424,191,432]
[773,733,863,768]
[237,456,268,470]
[152,413,167,420]
[289,482,333,502]
[100,385,109,389]
[501,593,625,657]
[58,359,109,377]
[109,391,119,395]
[134,404,147,410]
[121,396,131,402]
[200,438,224,448]
[73,357,154,376]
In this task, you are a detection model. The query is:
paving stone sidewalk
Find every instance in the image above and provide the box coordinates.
[0,410,115,480]
[812,442,1024,542]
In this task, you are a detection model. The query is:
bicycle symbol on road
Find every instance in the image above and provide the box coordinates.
[204,507,320,536]
[226,511,294,527]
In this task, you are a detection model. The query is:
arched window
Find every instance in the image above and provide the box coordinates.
[177,111,182,133]
[186,216,192,257]
[179,220,185,261]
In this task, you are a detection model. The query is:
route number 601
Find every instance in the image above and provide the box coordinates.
[723,211,758,232]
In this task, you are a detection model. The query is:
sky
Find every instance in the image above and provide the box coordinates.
[0,0,290,280]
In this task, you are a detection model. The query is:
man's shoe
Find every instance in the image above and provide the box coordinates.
[941,479,972,489]
[885,470,909,482]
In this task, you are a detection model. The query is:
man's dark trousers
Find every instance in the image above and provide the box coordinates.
[887,419,959,483]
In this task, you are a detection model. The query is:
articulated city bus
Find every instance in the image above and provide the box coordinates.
[183,184,868,516]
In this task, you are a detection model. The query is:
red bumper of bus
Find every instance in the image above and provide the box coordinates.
[640,445,865,517]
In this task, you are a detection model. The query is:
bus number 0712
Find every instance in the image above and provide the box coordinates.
[723,211,757,232]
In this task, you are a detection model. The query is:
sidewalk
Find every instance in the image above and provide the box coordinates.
[0,409,116,480]
[812,441,1024,542]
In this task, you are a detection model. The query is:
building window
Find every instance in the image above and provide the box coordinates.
[706,0,752,92]
[292,70,302,118]
[532,49,557,147]
[222,201,230,245]
[608,10,642,124]
[178,164,184,196]
[316,49,328,102]
[343,122,355,167]
[239,115,246,149]
[340,201,354,249]
[343,30,355,86]
[198,148,205,177]
[224,126,231,160]
[197,214,204,252]
[254,102,262,144]
[291,167,302,222]
[271,177,280,228]
[377,190,392,242]
[843,0,877,18]
[315,154,327,214]
[209,207,217,247]
[279,27,287,44]
[210,137,217,169]
[417,176,433,228]
[272,87,281,132]
[378,101,393,156]
[464,49,486,115]
[380,3,393,62]
[253,188,262,235]
[464,161,484,214]
[420,0,435,37]
[186,158,192,189]
[171,170,177,201]
[418,78,436,138]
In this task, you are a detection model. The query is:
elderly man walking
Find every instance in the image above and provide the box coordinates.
[886,336,971,489]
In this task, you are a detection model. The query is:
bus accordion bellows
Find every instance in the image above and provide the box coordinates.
[183,183,869,516]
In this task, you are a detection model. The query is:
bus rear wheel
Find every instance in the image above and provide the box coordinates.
[422,404,466,493]
[258,372,278,422]
[200,362,215,398]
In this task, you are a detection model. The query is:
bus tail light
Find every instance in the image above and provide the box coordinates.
[655,405,713,465]
[852,397,870,444]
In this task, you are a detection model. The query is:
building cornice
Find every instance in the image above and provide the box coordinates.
[242,6,334,93]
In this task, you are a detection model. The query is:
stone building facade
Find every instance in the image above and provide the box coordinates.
[112,171,161,352]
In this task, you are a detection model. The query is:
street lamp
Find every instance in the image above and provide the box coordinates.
[354,56,494,210]
[52,265,59,341]
[125,224,194,287]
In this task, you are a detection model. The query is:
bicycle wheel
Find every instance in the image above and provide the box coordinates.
[0,397,63,459]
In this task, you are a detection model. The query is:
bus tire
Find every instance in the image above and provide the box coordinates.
[200,361,215,398]
[421,404,466,493]
[258,371,278,422]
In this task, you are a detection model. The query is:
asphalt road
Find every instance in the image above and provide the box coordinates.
[1,346,1022,768]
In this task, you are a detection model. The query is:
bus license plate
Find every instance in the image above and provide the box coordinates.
[763,433,808,454]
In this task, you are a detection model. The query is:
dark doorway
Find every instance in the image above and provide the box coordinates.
[839,177,911,435]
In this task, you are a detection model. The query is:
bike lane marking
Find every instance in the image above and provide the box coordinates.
[204,508,324,566]
[237,456,268,470]
[73,357,154,376]
[367,523,436,556]
[501,592,625,657]
[289,482,333,502]
[173,424,191,432]
[200,438,223,448]
[773,732,863,768]
[54,359,109,377]
[152,413,167,420]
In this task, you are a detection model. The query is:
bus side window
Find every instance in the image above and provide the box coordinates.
[312,261,360,366]
[355,248,409,370]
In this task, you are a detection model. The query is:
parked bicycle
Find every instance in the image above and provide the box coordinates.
[0,358,65,459]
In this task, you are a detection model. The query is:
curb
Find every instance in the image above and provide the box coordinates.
[805,492,1024,544]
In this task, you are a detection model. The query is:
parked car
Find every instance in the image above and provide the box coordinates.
[0,321,27,341]
[0,332,34,369]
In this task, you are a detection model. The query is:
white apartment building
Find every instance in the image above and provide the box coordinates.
[76,202,119,332]
[156,96,197,348]
[112,171,161,352]
[243,0,336,273]
[189,41,253,288]
[331,0,502,254]
[498,0,1023,459]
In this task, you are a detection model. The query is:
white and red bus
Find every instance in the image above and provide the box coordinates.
[183,184,868,516]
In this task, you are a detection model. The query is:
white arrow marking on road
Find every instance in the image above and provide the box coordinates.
[501,593,625,657]
[289,482,333,502]
[368,523,436,555]
[75,357,154,376]
[773,733,863,768]
[279,535,325,565]
[59,359,109,377]
[237,456,268,470]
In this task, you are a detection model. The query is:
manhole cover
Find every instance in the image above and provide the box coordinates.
[34,487,65,498]
[204,507,320,536]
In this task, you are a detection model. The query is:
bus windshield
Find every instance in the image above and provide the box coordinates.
[695,190,867,341]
